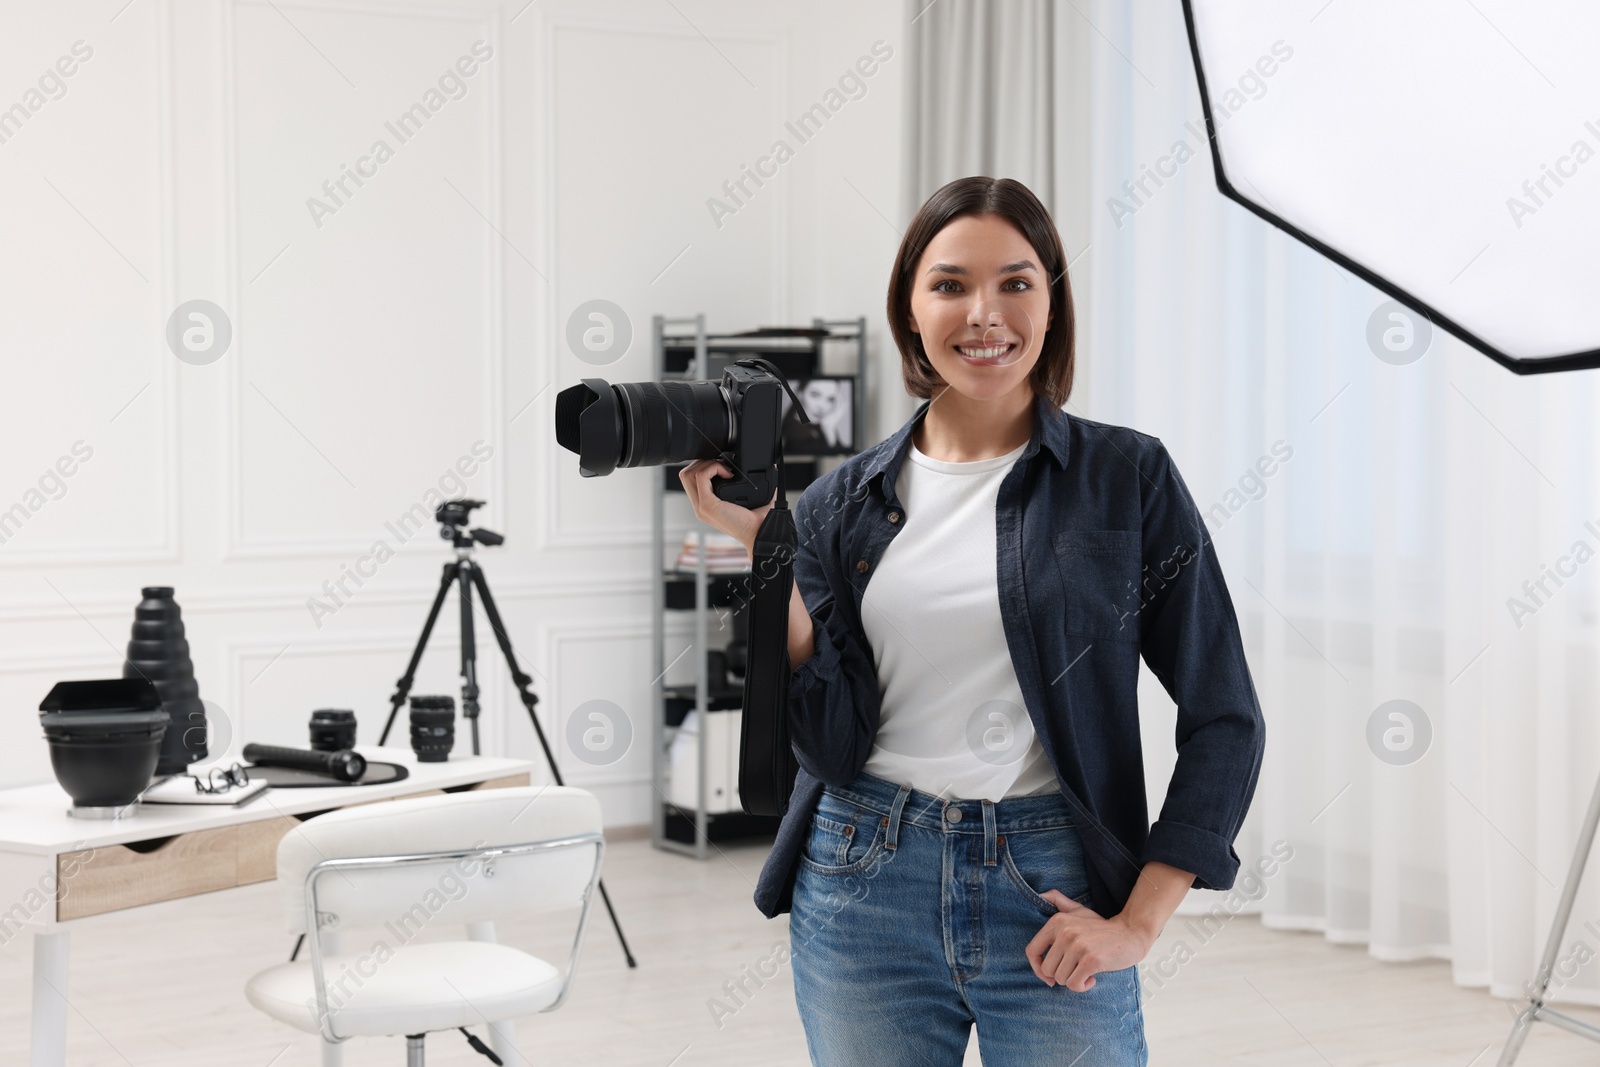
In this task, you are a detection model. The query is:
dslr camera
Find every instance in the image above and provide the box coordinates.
[555,358,805,508]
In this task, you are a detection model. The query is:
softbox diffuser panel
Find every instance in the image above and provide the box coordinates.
[1183,0,1600,373]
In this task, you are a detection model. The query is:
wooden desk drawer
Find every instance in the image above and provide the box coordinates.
[236,816,299,885]
[58,827,239,921]
[55,771,533,918]
[468,773,530,791]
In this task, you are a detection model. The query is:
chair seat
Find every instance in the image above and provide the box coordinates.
[246,940,562,1038]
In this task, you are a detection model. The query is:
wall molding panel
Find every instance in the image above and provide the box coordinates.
[537,15,790,551]
[220,0,505,562]
[0,0,180,567]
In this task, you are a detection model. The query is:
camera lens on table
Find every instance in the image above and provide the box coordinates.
[308,708,358,752]
[409,695,455,762]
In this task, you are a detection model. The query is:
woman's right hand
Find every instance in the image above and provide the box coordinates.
[678,459,777,553]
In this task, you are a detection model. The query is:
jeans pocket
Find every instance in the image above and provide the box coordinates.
[800,795,886,875]
[1000,825,1092,915]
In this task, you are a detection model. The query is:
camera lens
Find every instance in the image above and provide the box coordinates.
[308,709,358,752]
[408,695,455,763]
[556,378,731,476]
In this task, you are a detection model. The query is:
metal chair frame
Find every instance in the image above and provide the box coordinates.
[299,832,606,1047]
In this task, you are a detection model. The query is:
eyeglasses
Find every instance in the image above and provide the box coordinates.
[192,763,249,795]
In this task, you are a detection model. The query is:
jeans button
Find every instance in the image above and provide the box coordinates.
[856,560,869,573]
[946,806,962,824]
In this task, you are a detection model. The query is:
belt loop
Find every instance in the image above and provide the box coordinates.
[982,799,996,866]
[886,785,911,850]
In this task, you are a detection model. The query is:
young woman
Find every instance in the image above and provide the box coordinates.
[680,177,1265,1066]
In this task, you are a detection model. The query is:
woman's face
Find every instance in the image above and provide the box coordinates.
[906,213,1052,403]
[801,381,837,416]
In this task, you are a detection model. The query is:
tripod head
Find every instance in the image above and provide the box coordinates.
[436,498,504,551]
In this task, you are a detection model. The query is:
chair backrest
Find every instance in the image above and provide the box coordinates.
[275,785,603,937]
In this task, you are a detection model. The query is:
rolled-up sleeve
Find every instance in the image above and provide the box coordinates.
[784,479,881,787]
[1135,440,1266,891]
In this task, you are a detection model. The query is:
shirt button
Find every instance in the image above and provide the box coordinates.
[946,806,963,824]
[888,511,901,524]
[856,560,869,573]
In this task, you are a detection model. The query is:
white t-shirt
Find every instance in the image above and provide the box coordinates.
[859,436,1059,802]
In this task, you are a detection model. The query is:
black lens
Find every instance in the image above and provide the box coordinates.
[309,709,357,752]
[616,380,732,467]
[556,378,732,475]
[408,695,455,763]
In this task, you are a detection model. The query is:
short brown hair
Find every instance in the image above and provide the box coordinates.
[886,176,1075,408]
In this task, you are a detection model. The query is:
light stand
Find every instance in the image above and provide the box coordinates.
[378,499,637,969]
[1497,774,1600,1060]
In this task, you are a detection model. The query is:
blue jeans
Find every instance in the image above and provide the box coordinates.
[789,770,1147,1066]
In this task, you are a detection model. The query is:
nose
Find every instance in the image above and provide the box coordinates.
[969,304,1006,335]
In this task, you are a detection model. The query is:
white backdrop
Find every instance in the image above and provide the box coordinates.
[1081,0,1600,1005]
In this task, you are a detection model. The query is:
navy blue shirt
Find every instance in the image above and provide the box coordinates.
[753,390,1266,921]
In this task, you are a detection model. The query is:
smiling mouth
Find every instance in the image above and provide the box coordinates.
[955,342,1016,364]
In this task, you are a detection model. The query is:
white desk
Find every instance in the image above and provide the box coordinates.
[0,747,536,1067]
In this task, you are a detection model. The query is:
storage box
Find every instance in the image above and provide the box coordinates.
[667,709,742,814]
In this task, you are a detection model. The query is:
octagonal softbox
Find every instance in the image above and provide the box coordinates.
[1182,0,1600,374]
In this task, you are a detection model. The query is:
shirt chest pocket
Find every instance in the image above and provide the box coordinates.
[1051,529,1143,643]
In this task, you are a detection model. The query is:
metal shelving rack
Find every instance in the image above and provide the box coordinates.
[650,312,867,859]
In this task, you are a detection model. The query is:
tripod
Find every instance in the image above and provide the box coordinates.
[378,500,637,969]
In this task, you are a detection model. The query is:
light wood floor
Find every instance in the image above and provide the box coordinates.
[1,829,1595,1066]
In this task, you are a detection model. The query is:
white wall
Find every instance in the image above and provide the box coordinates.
[0,0,908,829]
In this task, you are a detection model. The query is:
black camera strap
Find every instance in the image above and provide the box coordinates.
[739,489,806,812]
[728,361,807,817]
[736,459,801,816]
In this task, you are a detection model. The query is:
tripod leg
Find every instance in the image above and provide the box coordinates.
[469,564,637,968]
[380,562,458,746]
[470,565,552,777]
[457,561,481,756]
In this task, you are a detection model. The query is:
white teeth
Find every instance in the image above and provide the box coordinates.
[959,344,1011,359]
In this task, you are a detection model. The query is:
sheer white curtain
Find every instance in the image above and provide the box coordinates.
[1073,0,1600,1005]
[901,0,1600,1005]
[900,0,1057,227]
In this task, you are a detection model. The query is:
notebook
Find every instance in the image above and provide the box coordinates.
[139,774,272,806]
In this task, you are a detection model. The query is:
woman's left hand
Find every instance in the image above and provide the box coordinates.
[1025,890,1153,992]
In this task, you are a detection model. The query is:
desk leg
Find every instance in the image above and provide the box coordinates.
[31,929,69,1067]
[466,922,522,1066]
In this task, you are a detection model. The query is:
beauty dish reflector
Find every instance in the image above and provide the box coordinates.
[1182,0,1600,373]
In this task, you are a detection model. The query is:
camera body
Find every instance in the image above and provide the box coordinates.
[556,359,794,508]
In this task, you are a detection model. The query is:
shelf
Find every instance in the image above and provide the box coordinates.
[660,803,780,846]
[663,685,742,727]
[662,570,756,611]
[660,327,834,350]
[667,355,815,377]
[651,313,866,856]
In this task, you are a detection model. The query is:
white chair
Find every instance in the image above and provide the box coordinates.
[245,785,605,1066]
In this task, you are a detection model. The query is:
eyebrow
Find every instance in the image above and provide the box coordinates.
[925,259,1040,276]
